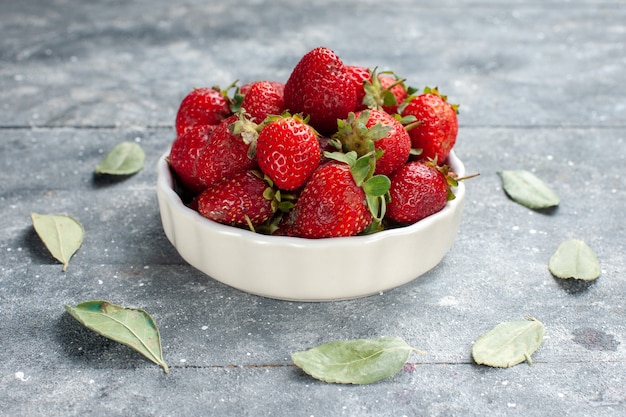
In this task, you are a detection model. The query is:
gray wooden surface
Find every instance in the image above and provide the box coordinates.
[1,1,625,416]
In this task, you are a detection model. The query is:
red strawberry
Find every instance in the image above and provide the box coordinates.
[175,86,232,137]
[255,114,320,191]
[334,109,411,176]
[168,124,215,194]
[193,115,257,189]
[239,80,285,97]
[286,162,370,238]
[240,80,285,123]
[400,87,459,163]
[386,161,456,224]
[347,65,372,111]
[196,170,274,228]
[284,152,390,238]
[283,47,357,135]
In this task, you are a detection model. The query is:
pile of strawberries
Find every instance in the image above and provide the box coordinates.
[168,47,460,239]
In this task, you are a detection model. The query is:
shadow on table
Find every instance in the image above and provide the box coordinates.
[19,227,61,267]
[91,172,138,189]
[553,277,597,295]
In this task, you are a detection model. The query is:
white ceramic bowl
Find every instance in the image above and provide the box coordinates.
[156,151,466,301]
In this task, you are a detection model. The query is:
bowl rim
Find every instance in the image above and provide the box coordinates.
[156,149,466,247]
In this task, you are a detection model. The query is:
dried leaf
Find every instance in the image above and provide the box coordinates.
[95,141,145,175]
[291,337,423,384]
[472,317,545,368]
[31,213,84,271]
[499,170,559,209]
[549,239,600,281]
[65,300,168,373]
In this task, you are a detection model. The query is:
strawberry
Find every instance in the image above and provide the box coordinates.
[168,124,215,194]
[240,80,285,96]
[255,114,320,191]
[175,86,232,137]
[193,115,257,189]
[400,87,459,163]
[196,170,274,228]
[240,80,285,123]
[334,109,411,176]
[283,47,357,135]
[386,161,456,224]
[283,151,390,238]
[347,65,372,111]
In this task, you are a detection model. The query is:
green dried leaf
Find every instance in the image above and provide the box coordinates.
[65,300,169,373]
[31,213,84,271]
[549,239,600,281]
[95,141,145,175]
[472,317,545,368]
[291,337,423,384]
[499,170,559,209]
